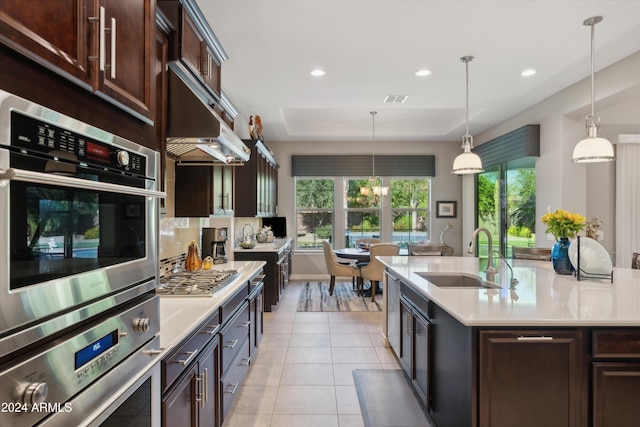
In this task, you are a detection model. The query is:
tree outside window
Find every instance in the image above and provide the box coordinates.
[295,178,334,250]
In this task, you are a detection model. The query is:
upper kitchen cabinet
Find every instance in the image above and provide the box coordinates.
[158,0,224,100]
[0,0,156,124]
[235,140,279,217]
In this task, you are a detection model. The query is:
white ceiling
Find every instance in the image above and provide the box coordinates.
[196,0,640,143]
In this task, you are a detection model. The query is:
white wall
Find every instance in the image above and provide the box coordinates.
[474,51,640,263]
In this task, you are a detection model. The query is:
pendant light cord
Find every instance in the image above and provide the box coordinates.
[590,20,595,118]
[465,59,470,137]
[371,111,377,179]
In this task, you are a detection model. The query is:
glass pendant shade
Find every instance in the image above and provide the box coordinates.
[452,144,483,174]
[572,136,614,163]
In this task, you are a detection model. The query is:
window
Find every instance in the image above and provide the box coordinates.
[295,178,334,250]
[390,178,429,248]
[476,158,536,259]
[344,178,381,247]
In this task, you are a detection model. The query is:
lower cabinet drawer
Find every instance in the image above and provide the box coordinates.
[220,302,250,374]
[220,338,251,422]
[593,330,640,358]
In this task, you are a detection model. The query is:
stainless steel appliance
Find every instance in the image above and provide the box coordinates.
[0,90,164,426]
[202,227,228,263]
[156,269,238,296]
[0,296,161,427]
[0,89,164,354]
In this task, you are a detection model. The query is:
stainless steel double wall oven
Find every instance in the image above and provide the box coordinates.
[0,90,164,426]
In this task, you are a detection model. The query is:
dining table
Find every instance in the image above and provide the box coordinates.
[333,247,371,262]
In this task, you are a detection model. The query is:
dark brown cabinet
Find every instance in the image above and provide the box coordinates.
[235,140,279,217]
[234,241,291,312]
[157,0,224,99]
[162,338,220,427]
[174,165,234,217]
[399,293,432,411]
[592,329,640,427]
[479,330,584,427]
[0,0,156,123]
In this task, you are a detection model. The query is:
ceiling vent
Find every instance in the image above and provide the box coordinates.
[383,95,408,104]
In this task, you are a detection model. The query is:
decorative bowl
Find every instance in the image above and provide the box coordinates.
[239,241,256,249]
[568,237,612,275]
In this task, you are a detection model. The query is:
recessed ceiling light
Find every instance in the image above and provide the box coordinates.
[310,69,326,77]
[415,69,432,77]
[521,69,536,77]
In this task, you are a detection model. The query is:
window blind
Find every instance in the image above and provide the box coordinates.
[291,155,436,177]
[473,125,540,169]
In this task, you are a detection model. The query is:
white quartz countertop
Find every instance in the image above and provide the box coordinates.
[379,256,640,327]
[158,260,266,351]
[233,238,292,253]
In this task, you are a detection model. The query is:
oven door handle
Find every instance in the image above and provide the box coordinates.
[1,168,166,198]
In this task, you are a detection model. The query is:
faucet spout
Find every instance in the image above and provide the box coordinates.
[468,227,498,281]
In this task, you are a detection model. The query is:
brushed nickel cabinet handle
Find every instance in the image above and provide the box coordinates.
[175,349,198,365]
[517,336,553,341]
[203,368,208,403]
[225,382,239,395]
[241,321,251,328]
[225,339,239,349]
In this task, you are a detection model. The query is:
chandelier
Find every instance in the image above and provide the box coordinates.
[572,16,614,163]
[360,111,388,206]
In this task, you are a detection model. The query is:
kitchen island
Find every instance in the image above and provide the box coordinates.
[378,255,640,427]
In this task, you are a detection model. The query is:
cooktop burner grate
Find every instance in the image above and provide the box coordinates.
[157,269,239,296]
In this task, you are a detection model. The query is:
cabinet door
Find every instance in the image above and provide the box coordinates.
[593,363,640,427]
[162,363,198,427]
[98,0,155,122]
[175,166,213,217]
[212,166,224,215]
[399,297,413,378]
[197,342,219,427]
[0,0,95,86]
[202,43,221,97]
[413,310,431,407]
[385,271,401,355]
[479,330,584,427]
[223,166,233,214]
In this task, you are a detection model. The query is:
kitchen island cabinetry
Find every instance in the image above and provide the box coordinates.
[380,256,640,427]
[0,0,156,123]
[235,139,279,217]
[234,239,292,312]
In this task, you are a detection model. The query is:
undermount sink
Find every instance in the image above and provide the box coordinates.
[416,272,500,289]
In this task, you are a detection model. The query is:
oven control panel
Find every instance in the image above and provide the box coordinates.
[10,110,147,177]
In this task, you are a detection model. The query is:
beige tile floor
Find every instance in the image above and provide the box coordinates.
[223,281,401,427]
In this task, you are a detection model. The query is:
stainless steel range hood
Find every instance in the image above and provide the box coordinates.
[166,62,250,164]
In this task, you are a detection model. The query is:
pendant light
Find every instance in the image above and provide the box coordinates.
[359,111,388,205]
[452,56,483,174]
[572,16,614,163]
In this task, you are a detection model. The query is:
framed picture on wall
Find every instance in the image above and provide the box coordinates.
[436,201,457,218]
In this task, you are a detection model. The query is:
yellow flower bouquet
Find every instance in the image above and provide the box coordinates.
[540,209,586,241]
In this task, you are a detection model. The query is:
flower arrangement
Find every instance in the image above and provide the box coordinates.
[540,209,586,241]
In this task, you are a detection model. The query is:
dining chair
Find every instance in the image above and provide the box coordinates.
[512,247,552,261]
[632,252,640,269]
[322,240,360,295]
[408,244,444,256]
[359,243,400,302]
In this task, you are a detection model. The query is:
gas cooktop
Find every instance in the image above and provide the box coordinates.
[156,269,239,296]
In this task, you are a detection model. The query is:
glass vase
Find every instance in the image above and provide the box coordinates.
[552,238,574,275]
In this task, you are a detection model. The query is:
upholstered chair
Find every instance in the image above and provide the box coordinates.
[408,244,444,256]
[359,243,400,302]
[322,240,361,295]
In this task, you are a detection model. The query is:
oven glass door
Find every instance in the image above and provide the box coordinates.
[10,180,147,289]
